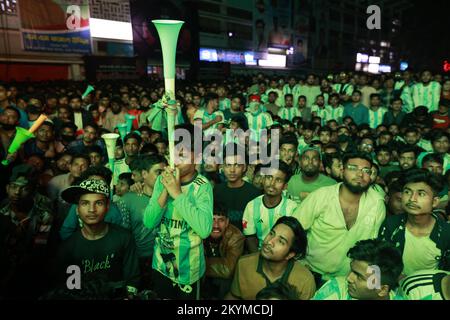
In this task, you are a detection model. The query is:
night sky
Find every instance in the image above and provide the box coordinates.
[401,0,450,71]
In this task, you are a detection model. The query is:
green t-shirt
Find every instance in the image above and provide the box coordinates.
[287,173,337,204]
[120,192,156,258]
[143,173,213,285]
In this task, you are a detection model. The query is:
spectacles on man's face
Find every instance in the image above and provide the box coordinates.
[345,164,372,175]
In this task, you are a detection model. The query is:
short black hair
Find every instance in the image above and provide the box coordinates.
[4,106,21,120]
[255,282,300,300]
[347,239,403,290]
[71,153,91,166]
[375,145,392,155]
[430,129,450,144]
[323,153,341,170]
[223,143,248,164]
[204,92,219,106]
[124,132,142,145]
[273,216,307,259]
[342,152,373,167]
[402,168,444,196]
[422,153,444,166]
[118,172,133,187]
[86,145,103,156]
[280,133,299,149]
[398,145,419,157]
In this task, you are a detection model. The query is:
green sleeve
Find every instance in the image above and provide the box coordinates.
[142,176,165,230]
[172,181,213,239]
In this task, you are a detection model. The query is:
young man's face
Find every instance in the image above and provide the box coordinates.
[402,182,439,216]
[155,142,167,156]
[7,182,32,203]
[70,158,89,178]
[231,97,241,111]
[252,170,264,190]
[399,152,416,170]
[89,152,102,167]
[347,260,385,300]
[280,143,297,166]
[405,132,420,145]
[223,155,246,184]
[378,134,392,146]
[319,131,331,145]
[285,95,293,108]
[392,100,402,112]
[423,160,443,175]
[388,191,404,215]
[376,150,391,166]
[359,139,374,154]
[370,97,381,108]
[352,93,361,103]
[115,179,130,197]
[316,96,324,107]
[343,158,372,193]
[303,129,314,141]
[268,93,277,103]
[263,168,288,197]
[421,71,432,84]
[125,138,140,156]
[36,124,54,143]
[69,98,82,111]
[298,98,306,108]
[432,136,449,154]
[77,193,109,226]
[261,223,295,262]
[83,126,97,144]
[300,150,320,177]
[389,125,399,136]
[175,149,197,178]
[56,154,72,172]
[326,158,343,181]
[210,214,229,240]
[131,169,144,184]
[142,162,166,188]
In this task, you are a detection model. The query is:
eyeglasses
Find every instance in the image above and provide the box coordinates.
[346,164,372,175]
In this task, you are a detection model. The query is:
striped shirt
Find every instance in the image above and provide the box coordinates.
[143,174,213,285]
[245,111,273,142]
[368,107,388,129]
[399,270,449,300]
[326,105,345,123]
[333,83,354,97]
[313,276,403,300]
[242,195,298,248]
[412,81,441,112]
[194,108,225,136]
[278,107,301,122]
[283,84,302,105]
[311,105,330,125]
[394,81,414,112]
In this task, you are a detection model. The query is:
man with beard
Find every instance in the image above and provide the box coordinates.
[398,145,419,171]
[286,146,337,204]
[243,161,298,253]
[226,216,315,300]
[67,123,106,159]
[202,204,245,299]
[68,94,94,134]
[0,164,54,298]
[412,70,441,112]
[104,97,127,132]
[378,169,450,276]
[278,134,300,175]
[323,153,343,182]
[292,152,386,287]
[23,121,56,160]
[313,239,404,300]
[403,127,432,152]
[54,122,77,154]
[429,130,450,173]
[0,107,20,159]
[311,95,329,126]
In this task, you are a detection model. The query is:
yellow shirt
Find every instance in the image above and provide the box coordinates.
[292,183,386,279]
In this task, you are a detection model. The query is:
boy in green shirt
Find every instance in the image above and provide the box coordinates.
[143,126,213,299]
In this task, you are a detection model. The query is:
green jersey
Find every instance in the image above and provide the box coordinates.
[143,173,213,285]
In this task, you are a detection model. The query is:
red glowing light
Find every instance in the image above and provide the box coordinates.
[444,61,450,72]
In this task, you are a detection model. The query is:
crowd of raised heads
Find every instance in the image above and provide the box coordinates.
[0,68,449,301]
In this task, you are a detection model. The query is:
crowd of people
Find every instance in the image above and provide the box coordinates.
[0,69,449,300]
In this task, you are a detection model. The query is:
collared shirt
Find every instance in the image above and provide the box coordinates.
[230,252,316,300]
[292,183,386,279]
